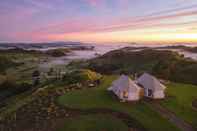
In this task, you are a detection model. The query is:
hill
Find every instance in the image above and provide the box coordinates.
[87,48,197,84]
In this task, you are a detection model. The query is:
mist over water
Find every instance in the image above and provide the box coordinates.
[38,43,197,71]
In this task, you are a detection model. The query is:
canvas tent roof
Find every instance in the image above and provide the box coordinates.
[137,73,166,91]
[108,75,140,92]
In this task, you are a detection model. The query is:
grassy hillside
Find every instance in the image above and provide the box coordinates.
[58,75,179,131]
[59,114,129,131]
[161,83,197,128]
[87,49,197,84]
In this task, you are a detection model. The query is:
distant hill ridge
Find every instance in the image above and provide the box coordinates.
[0,41,94,50]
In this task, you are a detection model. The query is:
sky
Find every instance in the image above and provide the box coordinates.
[0,0,197,43]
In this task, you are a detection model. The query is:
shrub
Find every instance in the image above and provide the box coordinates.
[63,69,102,84]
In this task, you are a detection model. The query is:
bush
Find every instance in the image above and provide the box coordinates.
[63,69,102,84]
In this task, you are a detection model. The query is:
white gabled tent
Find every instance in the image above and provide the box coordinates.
[137,73,166,99]
[108,75,141,101]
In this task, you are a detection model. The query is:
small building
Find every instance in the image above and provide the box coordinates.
[108,75,142,101]
[137,73,166,99]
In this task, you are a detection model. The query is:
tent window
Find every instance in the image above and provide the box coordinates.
[148,89,153,97]
[123,91,128,98]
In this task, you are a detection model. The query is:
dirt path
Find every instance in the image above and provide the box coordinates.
[146,101,195,131]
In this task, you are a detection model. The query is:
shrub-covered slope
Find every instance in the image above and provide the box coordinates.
[88,49,197,84]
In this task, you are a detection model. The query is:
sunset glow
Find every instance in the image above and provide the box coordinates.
[0,0,197,43]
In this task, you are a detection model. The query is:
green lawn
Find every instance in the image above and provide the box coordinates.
[58,76,179,131]
[161,83,197,128]
[59,114,129,131]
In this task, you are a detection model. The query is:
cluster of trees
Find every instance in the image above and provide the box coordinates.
[0,56,20,74]
[153,57,197,84]
[0,75,32,102]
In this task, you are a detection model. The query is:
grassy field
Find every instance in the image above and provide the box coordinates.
[161,83,197,128]
[58,75,179,131]
[59,114,129,131]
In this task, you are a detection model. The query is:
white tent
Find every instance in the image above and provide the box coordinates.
[108,75,141,101]
[137,73,166,99]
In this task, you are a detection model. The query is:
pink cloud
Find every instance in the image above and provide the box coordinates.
[84,0,104,7]
[84,0,129,8]
[25,8,197,38]
[13,3,197,42]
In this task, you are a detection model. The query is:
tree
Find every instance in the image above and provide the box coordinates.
[32,70,41,86]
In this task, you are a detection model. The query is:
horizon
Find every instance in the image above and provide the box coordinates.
[0,0,197,43]
[1,41,197,47]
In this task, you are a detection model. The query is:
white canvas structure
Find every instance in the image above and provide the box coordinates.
[137,73,166,99]
[108,75,141,101]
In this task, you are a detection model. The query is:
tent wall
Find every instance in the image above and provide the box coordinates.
[128,92,140,101]
[110,86,140,101]
[153,91,165,99]
[139,88,144,98]
[144,88,165,99]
